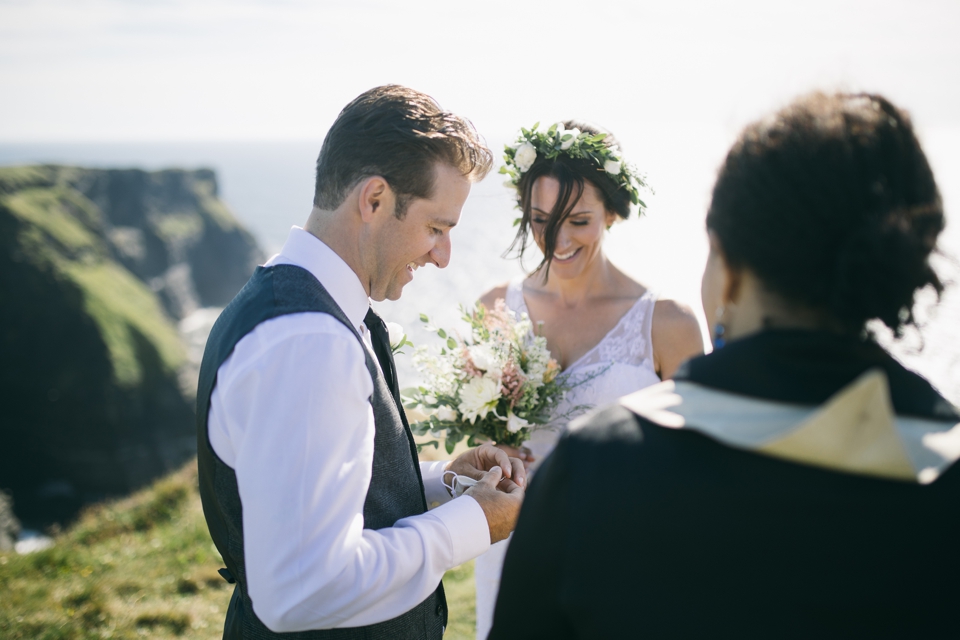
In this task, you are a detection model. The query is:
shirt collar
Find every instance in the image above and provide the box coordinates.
[264,226,370,331]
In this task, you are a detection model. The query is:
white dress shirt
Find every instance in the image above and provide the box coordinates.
[208,227,490,632]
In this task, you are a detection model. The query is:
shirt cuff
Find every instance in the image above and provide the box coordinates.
[426,494,490,566]
[420,460,453,509]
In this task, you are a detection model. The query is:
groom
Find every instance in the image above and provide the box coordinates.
[196,85,525,639]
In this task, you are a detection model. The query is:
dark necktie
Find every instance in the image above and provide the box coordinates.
[363,308,408,427]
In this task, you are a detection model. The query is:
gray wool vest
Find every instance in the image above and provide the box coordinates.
[196,264,446,639]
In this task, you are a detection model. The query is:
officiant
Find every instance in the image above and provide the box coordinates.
[196,85,526,639]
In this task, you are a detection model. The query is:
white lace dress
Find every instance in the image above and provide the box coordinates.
[473,276,662,639]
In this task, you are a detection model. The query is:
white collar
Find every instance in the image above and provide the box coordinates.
[264,226,370,331]
[617,369,960,485]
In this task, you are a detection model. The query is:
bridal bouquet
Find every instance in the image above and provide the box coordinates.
[404,301,579,453]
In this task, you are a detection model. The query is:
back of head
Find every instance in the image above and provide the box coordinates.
[706,92,945,336]
[314,85,493,216]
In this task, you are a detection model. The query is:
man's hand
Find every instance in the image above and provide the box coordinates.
[465,466,525,544]
[447,443,526,490]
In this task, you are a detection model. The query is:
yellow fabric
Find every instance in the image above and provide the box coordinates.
[618,369,960,484]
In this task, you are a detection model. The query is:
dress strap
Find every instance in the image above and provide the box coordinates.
[636,288,658,369]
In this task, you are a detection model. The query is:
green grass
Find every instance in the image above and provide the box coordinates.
[0,460,479,639]
[65,261,186,386]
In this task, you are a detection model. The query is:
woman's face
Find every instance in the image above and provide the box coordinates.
[529,176,616,280]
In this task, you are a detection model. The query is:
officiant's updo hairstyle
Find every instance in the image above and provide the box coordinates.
[314,84,492,217]
[508,121,631,273]
[706,92,944,336]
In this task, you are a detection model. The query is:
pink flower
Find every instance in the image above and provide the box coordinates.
[500,359,526,408]
[481,299,513,332]
[460,347,483,379]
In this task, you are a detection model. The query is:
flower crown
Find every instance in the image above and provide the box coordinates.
[499,122,649,214]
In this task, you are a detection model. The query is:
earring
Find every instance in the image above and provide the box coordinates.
[712,306,728,350]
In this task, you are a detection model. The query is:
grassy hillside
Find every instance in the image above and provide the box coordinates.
[0,460,478,639]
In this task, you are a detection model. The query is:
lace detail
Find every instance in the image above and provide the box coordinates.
[503,276,657,374]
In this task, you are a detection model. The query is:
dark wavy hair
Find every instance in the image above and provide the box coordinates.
[314,85,493,217]
[706,92,945,336]
[507,121,632,274]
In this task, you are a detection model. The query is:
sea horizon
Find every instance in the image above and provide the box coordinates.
[3,132,958,405]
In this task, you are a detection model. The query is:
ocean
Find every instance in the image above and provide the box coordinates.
[2,130,958,405]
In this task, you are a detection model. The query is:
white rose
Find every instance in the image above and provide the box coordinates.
[468,344,501,377]
[560,128,581,150]
[458,376,501,423]
[604,158,622,175]
[514,142,537,172]
[436,405,458,422]
[506,412,530,433]
[385,322,405,349]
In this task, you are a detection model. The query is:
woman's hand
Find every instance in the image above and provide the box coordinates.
[494,443,536,470]
[448,443,526,491]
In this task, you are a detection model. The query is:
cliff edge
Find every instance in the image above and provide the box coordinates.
[0,165,263,525]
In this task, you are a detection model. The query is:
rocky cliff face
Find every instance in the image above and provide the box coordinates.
[0,165,263,525]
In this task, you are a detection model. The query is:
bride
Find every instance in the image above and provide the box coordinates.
[474,121,704,638]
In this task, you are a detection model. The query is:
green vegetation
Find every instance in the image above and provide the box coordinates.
[0,460,479,639]
[0,463,227,639]
[66,262,185,387]
[1,181,186,387]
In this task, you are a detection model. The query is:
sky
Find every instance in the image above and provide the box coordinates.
[2,0,959,400]
[1,0,959,143]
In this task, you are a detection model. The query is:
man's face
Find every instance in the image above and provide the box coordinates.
[367,163,471,301]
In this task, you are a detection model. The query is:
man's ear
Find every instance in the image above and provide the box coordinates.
[357,176,394,223]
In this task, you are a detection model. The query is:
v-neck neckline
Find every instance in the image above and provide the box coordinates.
[513,279,651,372]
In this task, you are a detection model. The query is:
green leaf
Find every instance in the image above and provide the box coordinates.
[416,440,440,453]
[446,337,457,350]
[531,121,540,132]
[512,217,521,227]
[560,134,573,141]
[498,166,509,174]
[445,438,456,454]
[437,328,446,339]
[419,313,429,323]
[547,123,558,135]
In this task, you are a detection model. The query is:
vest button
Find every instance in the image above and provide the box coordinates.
[436,603,444,616]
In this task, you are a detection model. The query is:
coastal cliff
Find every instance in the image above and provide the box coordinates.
[0,165,263,524]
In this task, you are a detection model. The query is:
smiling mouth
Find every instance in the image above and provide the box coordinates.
[553,248,580,261]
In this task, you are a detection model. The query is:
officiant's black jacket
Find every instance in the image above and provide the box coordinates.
[490,330,960,639]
